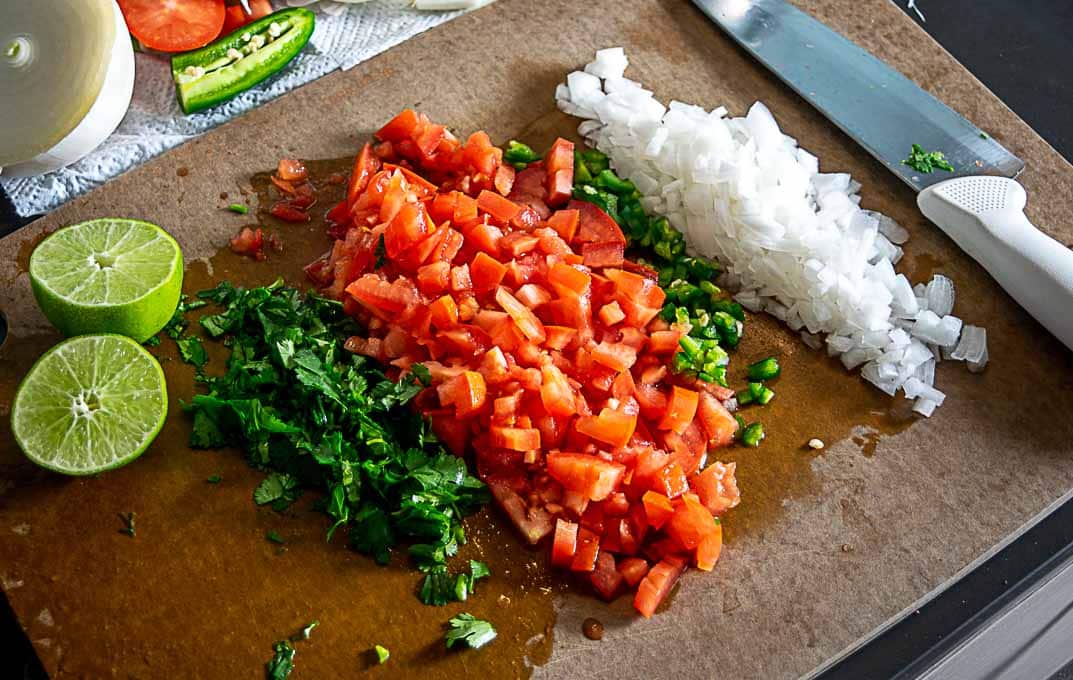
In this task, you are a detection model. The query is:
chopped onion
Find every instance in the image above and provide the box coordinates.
[556,48,990,413]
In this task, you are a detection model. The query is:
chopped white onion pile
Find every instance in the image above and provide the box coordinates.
[556,48,989,417]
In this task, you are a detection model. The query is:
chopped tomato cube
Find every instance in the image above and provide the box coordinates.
[570,527,600,572]
[540,364,577,418]
[544,325,578,351]
[428,294,459,329]
[581,241,626,268]
[551,518,579,568]
[658,386,700,434]
[437,371,487,417]
[665,493,717,551]
[490,426,541,451]
[547,209,580,242]
[547,452,625,502]
[470,251,508,292]
[547,263,591,298]
[693,461,740,515]
[618,557,650,587]
[569,200,627,246]
[477,190,523,223]
[495,287,547,344]
[590,551,624,600]
[634,557,686,618]
[591,341,638,373]
[376,109,420,143]
[641,490,675,529]
[494,163,515,195]
[575,408,637,449]
[488,479,554,545]
[599,301,626,326]
[695,522,722,571]
[545,139,574,207]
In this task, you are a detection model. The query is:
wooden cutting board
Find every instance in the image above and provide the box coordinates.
[3,1,1073,677]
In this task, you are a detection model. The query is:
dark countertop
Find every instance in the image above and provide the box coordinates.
[3,1,1073,677]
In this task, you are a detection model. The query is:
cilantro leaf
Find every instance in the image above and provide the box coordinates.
[903,143,955,173]
[420,560,492,605]
[176,336,207,369]
[254,472,300,508]
[266,530,285,545]
[445,613,497,650]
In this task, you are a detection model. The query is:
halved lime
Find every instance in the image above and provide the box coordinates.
[11,334,168,475]
[29,218,183,342]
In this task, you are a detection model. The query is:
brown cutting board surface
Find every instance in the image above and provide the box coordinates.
[4,0,1073,678]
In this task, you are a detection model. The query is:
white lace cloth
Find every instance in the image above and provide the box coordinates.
[1,0,466,217]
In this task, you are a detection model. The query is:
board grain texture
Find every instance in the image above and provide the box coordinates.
[3,0,1073,678]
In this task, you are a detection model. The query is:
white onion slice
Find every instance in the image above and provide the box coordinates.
[0,0,134,176]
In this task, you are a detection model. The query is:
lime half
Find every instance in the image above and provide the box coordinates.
[29,218,183,342]
[11,334,168,475]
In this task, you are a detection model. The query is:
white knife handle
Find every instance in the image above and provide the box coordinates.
[918,176,1073,351]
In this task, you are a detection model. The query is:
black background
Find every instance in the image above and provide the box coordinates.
[3,1,1073,677]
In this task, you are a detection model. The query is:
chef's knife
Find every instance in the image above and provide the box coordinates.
[692,0,1073,351]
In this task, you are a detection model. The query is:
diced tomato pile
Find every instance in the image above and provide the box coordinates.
[303,110,741,618]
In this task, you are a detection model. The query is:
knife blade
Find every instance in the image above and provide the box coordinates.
[691,0,1073,351]
[691,0,1024,192]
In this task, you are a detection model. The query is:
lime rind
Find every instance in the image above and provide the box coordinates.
[11,334,168,476]
[29,218,183,342]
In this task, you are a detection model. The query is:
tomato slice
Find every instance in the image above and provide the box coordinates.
[118,0,226,52]
[568,200,627,245]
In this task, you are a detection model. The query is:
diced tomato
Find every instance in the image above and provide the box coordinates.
[428,294,459,329]
[693,461,740,515]
[590,551,624,600]
[490,426,541,451]
[544,139,574,207]
[599,301,626,326]
[540,364,577,418]
[641,490,675,529]
[454,192,479,224]
[634,557,686,618]
[417,261,450,295]
[665,494,717,551]
[658,386,700,434]
[551,519,579,568]
[276,158,308,182]
[437,371,487,417]
[384,202,430,259]
[376,109,421,143]
[618,557,649,587]
[582,241,626,268]
[697,392,737,448]
[547,209,580,242]
[547,263,591,298]
[488,479,554,545]
[495,287,547,344]
[494,164,516,195]
[575,408,636,449]
[544,325,577,351]
[570,527,600,572]
[229,227,264,260]
[478,190,523,223]
[591,341,638,373]
[547,452,625,502]
[696,522,722,571]
[270,201,311,223]
[569,200,627,246]
[605,268,666,308]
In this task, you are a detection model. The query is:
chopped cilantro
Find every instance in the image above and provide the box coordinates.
[206,474,222,484]
[266,530,286,545]
[176,336,207,369]
[420,559,491,605]
[903,143,954,173]
[445,613,496,650]
[143,335,162,348]
[265,640,295,680]
[118,512,136,538]
[374,644,390,664]
[184,281,488,574]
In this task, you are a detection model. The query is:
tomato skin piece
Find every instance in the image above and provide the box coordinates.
[119,0,225,52]
[641,490,675,529]
[276,158,308,182]
[591,551,625,600]
[570,527,600,572]
[575,408,637,449]
[618,557,650,587]
[658,386,700,434]
[634,557,686,618]
[551,519,580,568]
[546,452,626,502]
